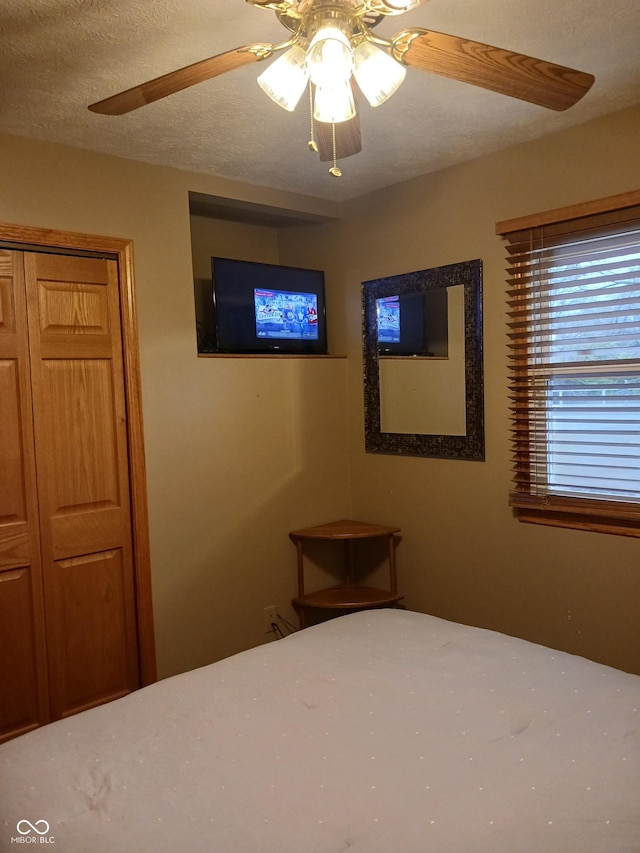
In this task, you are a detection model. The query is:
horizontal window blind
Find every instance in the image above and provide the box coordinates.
[501,199,640,528]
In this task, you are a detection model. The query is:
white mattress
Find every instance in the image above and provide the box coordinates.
[1,609,639,852]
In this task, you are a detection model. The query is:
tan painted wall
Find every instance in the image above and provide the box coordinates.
[1,103,639,680]
[0,132,350,679]
[281,104,640,675]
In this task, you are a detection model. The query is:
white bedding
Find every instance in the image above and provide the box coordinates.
[1,609,639,852]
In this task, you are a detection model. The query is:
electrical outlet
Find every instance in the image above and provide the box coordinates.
[263,605,277,634]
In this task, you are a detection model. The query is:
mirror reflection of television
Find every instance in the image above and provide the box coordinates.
[198,257,327,354]
[377,296,401,345]
[376,289,450,357]
[376,292,427,356]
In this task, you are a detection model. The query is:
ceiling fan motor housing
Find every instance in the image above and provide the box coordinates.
[270,0,386,39]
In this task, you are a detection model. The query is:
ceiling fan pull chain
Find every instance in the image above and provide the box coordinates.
[329,124,342,177]
[307,83,318,153]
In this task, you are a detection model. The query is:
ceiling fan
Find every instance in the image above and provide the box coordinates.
[88,0,595,177]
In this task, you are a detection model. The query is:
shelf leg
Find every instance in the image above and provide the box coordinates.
[345,540,354,586]
[296,540,305,599]
[296,539,307,629]
[388,534,398,596]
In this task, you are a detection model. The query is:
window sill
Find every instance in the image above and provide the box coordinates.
[510,493,640,537]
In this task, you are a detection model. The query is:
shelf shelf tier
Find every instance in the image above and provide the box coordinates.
[290,519,401,541]
[290,519,402,628]
[293,585,404,610]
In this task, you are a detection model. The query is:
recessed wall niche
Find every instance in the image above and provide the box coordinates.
[188,191,339,356]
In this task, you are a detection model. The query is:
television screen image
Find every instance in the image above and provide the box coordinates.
[376,296,400,344]
[254,289,319,341]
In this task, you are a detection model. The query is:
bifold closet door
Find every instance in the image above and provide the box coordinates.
[0,250,49,740]
[24,252,140,720]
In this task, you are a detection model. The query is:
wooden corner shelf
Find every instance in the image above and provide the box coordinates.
[290,519,403,628]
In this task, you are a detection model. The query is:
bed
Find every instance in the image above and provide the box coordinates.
[1,609,639,852]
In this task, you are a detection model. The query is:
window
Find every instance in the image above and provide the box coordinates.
[497,191,640,536]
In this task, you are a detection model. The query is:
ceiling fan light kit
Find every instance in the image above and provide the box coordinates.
[88,0,596,179]
[313,80,357,123]
[353,40,407,107]
[257,44,308,110]
[368,0,427,13]
[306,22,355,87]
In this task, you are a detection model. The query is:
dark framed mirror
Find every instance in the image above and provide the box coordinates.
[362,259,484,460]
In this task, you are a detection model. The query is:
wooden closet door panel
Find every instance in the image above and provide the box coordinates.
[25,253,140,719]
[0,251,49,740]
[0,570,47,740]
[0,360,30,567]
[40,358,125,557]
[48,550,135,712]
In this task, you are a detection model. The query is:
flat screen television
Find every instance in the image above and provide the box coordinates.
[197,257,328,355]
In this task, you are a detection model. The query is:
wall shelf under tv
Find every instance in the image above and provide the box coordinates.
[197,353,346,359]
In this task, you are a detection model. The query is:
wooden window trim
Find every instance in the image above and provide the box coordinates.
[496,191,640,537]
[496,189,640,235]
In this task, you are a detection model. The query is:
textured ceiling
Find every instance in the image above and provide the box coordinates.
[1,0,639,203]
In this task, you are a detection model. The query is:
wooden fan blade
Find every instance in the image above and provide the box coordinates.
[88,45,271,115]
[392,29,594,111]
[316,114,362,162]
